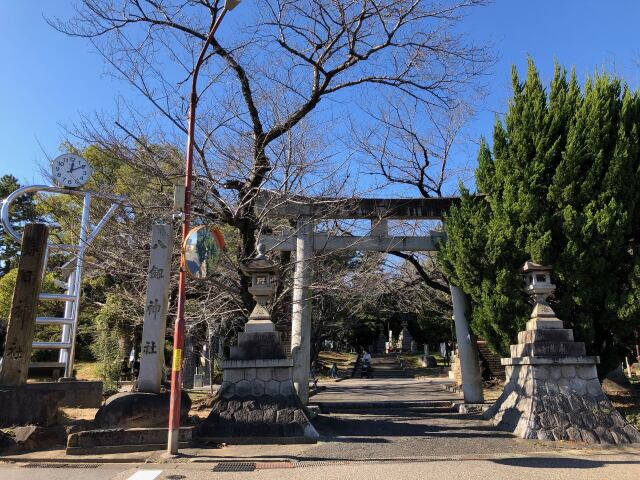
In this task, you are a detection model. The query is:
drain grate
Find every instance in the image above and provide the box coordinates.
[22,463,101,469]
[255,461,294,469]
[212,462,256,472]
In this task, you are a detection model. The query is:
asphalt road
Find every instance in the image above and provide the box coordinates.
[2,454,640,480]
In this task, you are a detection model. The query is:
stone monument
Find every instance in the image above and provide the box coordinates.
[138,224,173,393]
[200,244,318,442]
[93,225,191,429]
[374,331,387,355]
[398,321,413,352]
[486,261,640,444]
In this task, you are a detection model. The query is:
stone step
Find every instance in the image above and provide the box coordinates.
[352,357,414,379]
[312,400,454,413]
[477,341,505,379]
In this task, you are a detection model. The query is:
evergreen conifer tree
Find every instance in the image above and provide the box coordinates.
[0,175,39,276]
[439,60,640,375]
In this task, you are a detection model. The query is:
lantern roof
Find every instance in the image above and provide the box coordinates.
[240,242,278,275]
[521,261,552,273]
[240,257,275,274]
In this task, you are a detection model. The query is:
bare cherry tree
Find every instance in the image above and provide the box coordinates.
[48,0,491,354]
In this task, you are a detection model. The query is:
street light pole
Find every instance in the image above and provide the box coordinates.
[168,0,241,455]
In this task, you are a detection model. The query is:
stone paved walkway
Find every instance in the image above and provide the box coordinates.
[300,377,639,460]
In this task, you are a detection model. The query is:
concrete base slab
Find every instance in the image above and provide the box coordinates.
[313,400,453,412]
[66,426,193,455]
[198,436,318,445]
[66,442,192,455]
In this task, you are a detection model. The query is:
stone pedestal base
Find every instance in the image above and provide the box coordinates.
[487,356,640,444]
[490,263,640,444]
[486,357,640,443]
[200,358,318,442]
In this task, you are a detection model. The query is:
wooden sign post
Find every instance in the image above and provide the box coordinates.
[0,223,49,386]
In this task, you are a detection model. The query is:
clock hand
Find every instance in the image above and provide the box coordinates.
[68,160,76,173]
[70,164,86,173]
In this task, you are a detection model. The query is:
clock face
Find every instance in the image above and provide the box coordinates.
[51,154,92,188]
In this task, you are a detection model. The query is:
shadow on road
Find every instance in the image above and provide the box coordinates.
[315,413,513,439]
[493,457,640,469]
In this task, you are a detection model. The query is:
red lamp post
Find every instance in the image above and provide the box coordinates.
[168,0,242,455]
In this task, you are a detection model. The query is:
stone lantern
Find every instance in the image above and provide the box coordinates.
[239,243,279,332]
[485,260,640,444]
[521,261,561,330]
[201,242,319,442]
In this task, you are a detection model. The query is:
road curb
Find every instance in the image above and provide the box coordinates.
[3,446,639,466]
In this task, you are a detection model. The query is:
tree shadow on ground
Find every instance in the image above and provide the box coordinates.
[322,436,391,443]
[323,410,482,421]
[493,457,640,469]
[314,414,513,439]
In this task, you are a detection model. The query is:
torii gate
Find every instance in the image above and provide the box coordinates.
[258,193,484,405]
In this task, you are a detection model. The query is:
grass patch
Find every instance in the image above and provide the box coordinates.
[399,353,449,367]
[610,395,640,430]
[317,351,356,367]
[74,361,100,380]
[398,354,423,368]
[316,351,356,379]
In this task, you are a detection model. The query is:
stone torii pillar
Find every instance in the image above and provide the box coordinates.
[450,284,484,404]
[291,217,313,404]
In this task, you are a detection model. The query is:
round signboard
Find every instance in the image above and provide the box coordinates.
[182,226,225,279]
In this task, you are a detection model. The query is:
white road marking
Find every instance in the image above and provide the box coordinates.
[126,470,163,480]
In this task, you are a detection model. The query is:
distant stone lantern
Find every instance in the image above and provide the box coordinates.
[521,261,561,330]
[239,243,279,331]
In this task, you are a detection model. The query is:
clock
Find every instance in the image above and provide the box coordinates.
[51,154,92,188]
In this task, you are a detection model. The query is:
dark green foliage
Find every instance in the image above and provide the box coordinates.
[439,60,640,375]
[91,291,141,393]
[0,175,39,277]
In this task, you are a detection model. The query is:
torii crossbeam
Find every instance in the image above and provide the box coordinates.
[257,192,484,405]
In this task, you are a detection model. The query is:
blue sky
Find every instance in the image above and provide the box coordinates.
[1,1,640,187]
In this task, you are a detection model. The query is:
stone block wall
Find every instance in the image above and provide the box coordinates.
[218,359,294,398]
